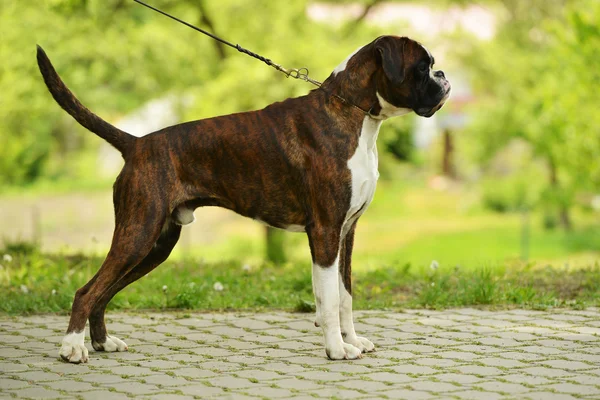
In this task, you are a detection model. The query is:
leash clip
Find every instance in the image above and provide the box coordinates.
[285,67,322,87]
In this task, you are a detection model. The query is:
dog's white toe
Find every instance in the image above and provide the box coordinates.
[344,335,375,353]
[92,335,128,352]
[326,342,362,360]
[357,336,375,353]
[59,331,89,363]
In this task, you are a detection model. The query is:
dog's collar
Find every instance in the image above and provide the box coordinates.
[318,87,379,119]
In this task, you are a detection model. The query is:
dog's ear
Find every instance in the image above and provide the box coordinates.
[375,36,406,85]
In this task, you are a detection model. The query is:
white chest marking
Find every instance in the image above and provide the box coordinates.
[376,93,412,119]
[333,46,364,76]
[345,117,382,231]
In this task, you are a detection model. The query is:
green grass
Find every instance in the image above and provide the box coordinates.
[0,248,599,315]
[2,173,600,314]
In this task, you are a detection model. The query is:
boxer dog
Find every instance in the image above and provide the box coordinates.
[37,35,450,363]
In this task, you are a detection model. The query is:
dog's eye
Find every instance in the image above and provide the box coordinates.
[418,63,429,73]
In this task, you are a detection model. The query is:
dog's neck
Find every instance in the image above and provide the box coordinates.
[320,43,384,119]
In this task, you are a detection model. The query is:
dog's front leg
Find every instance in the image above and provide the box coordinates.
[309,226,362,360]
[339,223,375,353]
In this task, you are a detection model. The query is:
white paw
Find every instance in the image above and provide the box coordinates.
[344,335,375,353]
[326,342,362,360]
[92,335,128,352]
[59,331,89,364]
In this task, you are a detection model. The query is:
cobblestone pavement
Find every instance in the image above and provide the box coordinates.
[1,309,600,399]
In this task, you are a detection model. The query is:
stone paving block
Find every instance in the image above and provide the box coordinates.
[177,384,227,397]
[413,357,463,368]
[222,339,264,350]
[13,370,62,382]
[0,378,29,389]
[474,337,522,347]
[449,390,504,399]
[142,374,192,386]
[433,373,486,384]
[143,394,196,400]
[3,309,600,400]
[45,379,98,392]
[365,371,418,383]
[561,352,600,363]
[0,361,29,373]
[563,373,600,385]
[208,376,262,389]
[454,365,504,376]
[544,382,600,395]
[434,350,480,361]
[273,377,324,390]
[78,373,131,384]
[410,380,462,393]
[324,363,372,373]
[78,390,131,400]
[477,356,527,368]
[108,365,157,376]
[525,392,580,400]
[241,386,295,398]
[476,381,531,394]
[0,334,30,343]
[226,354,270,365]
[304,387,366,399]
[377,388,435,399]
[259,362,308,373]
[498,373,553,385]
[518,345,568,355]
[521,366,574,378]
[6,387,64,399]
[390,364,438,375]
[295,370,350,382]
[538,359,594,371]
[108,381,165,395]
[175,367,218,379]
[341,378,395,391]
[0,348,29,358]
[190,346,237,357]
[393,343,438,354]
[235,369,284,381]
[497,351,546,361]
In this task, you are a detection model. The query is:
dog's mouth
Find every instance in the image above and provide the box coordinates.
[415,86,451,118]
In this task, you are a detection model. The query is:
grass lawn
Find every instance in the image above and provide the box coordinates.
[1,175,600,315]
[0,250,599,315]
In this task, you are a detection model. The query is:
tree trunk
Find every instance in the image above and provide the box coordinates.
[441,129,456,178]
[548,158,572,231]
[265,226,286,265]
[197,1,227,61]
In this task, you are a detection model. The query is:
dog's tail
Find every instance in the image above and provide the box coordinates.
[36,45,136,156]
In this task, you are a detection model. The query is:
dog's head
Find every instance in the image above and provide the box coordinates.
[372,36,450,118]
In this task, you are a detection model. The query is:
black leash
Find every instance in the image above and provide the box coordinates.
[133,0,371,116]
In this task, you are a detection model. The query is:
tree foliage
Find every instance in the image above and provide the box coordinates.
[0,0,384,186]
[460,0,600,226]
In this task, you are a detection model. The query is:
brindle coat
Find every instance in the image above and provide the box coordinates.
[37,35,450,361]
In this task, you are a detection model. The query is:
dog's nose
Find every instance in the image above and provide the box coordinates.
[434,70,445,79]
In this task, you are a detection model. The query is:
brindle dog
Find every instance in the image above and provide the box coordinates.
[37,35,450,362]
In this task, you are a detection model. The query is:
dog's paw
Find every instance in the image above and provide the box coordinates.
[325,342,362,360]
[59,332,89,364]
[344,336,375,353]
[92,335,128,352]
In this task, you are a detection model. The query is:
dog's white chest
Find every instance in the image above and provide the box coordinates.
[346,117,381,224]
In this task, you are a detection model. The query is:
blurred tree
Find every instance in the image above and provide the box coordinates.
[0,0,386,187]
[460,0,600,230]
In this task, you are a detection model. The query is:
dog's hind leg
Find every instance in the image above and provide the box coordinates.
[59,201,167,363]
[88,219,182,352]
